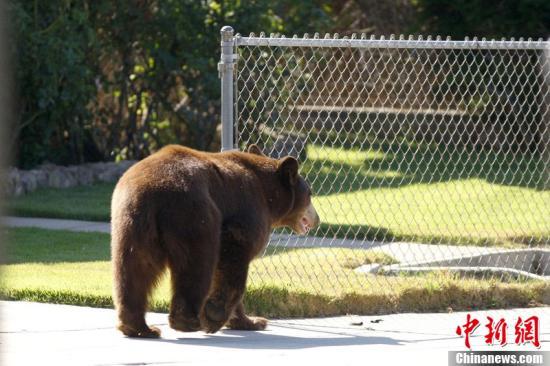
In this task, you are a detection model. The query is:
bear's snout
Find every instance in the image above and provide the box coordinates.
[297,203,320,235]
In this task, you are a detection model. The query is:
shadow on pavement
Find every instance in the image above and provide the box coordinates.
[138,327,405,350]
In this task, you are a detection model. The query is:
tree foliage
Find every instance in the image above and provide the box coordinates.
[9,0,332,168]
[9,0,549,167]
[10,1,97,167]
[412,0,550,39]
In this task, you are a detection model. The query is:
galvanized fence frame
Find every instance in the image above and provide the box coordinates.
[219,26,550,315]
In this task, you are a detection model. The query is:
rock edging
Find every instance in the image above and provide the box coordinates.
[3,160,137,197]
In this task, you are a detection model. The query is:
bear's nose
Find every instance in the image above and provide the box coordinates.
[305,203,320,228]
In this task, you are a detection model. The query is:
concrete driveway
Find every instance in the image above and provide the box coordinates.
[2,301,548,365]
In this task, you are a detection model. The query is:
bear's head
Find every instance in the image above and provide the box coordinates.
[248,144,320,235]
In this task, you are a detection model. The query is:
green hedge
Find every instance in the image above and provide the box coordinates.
[8,0,332,168]
[9,1,548,168]
[413,0,550,39]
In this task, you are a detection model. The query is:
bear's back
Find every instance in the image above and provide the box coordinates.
[118,145,217,192]
[112,145,273,219]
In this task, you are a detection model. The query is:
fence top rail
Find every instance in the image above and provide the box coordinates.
[235,33,550,50]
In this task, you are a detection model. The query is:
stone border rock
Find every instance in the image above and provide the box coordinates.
[3,160,137,197]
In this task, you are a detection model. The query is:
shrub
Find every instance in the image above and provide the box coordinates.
[9,0,332,168]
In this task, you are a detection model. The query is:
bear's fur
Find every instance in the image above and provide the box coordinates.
[111,144,319,337]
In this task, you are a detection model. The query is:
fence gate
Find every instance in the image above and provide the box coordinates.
[219,26,550,318]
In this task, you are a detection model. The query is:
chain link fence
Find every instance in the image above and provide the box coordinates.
[220,27,550,316]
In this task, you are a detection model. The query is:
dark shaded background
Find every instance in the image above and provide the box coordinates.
[6,0,550,168]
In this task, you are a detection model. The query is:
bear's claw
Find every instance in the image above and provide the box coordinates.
[227,316,268,331]
[169,315,201,332]
[118,324,161,338]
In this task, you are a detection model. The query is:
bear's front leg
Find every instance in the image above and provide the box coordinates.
[201,256,250,334]
[226,301,268,331]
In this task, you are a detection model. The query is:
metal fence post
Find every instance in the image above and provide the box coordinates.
[219,26,236,151]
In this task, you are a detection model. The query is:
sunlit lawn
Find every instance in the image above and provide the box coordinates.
[7,143,549,247]
[2,228,547,317]
[303,145,549,247]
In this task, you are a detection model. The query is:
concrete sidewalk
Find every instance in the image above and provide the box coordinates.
[2,301,548,365]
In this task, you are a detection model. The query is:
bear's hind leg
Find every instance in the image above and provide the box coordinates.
[168,259,217,332]
[113,248,165,338]
[165,225,220,333]
[201,253,250,334]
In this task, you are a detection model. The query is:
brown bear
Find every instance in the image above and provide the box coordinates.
[111,144,319,338]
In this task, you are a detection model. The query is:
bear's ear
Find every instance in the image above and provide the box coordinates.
[248,144,265,156]
[278,156,299,186]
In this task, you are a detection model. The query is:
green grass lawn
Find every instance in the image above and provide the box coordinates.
[7,183,113,221]
[2,227,548,317]
[305,144,549,247]
[7,143,550,247]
